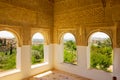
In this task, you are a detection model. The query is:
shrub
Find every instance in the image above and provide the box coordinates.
[90,38,113,72]
[64,40,77,65]
[31,44,44,64]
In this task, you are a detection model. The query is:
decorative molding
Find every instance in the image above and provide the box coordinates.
[53,28,82,45]
[85,25,116,47]
[55,6,111,29]
[0,20,35,28]
[0,1,38,11]
[116,22,120,47]
[55,3,102,15]
[57,29,76,44]
[101,0,106,8]
[117,30,120,47]
[0,25,22,47]
[81,23,114,27]
[31,28,51,45]
[0,0,53,12]
[48,0,54,3]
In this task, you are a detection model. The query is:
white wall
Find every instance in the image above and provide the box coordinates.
[0,44,120,80]
[53,44,115,80]
[113,48,120,80]
[0,45,54,80]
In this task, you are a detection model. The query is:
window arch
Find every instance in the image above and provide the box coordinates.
[0,30,17,72]
[88,32,113,72]
[31,32,44,65]
[62,33,77,65]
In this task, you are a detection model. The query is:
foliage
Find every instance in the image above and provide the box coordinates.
[64,40,77,65]
[0,49,16,72]
[0,38,16,72]
[31,44,44,64]
[90,38,113,72]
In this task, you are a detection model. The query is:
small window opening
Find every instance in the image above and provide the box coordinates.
[89,32,113,72]
[31,32,44,65]
[0,31,17,72]
[62,33,77,65]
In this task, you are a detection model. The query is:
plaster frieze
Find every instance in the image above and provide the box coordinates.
[31,28,51,45]
[53,28,83,45]
[0,25,22,47]
[84,25,116,47]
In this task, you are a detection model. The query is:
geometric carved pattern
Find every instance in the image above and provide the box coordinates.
[0,0,119,48]
[117,27,120,48]
[54,0,117,46]
[85,26,115,47]
[0,26,22,47]
[31,28,51,45]
[55,4,105,28]
[0,0,53,46]
[57,29,77,44]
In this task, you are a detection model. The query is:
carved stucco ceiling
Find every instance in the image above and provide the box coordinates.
[0,0,54,11]
[48,0,54,3]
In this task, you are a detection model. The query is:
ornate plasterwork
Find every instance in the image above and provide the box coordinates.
[0,27,52,46]
[116,29,120,47]
[53,27,83,45]
[54,0,118,47]
[57,29,76,44]
[0,0,53,46]
[0,1,53,28]
[54,23,116,47]
[0,25,22,47]
[0,0,119,48]
[115,22,120,48]
[84,24,116,47]
[0,0,53,11]
[54,5,112,29]
[31,28,51,45]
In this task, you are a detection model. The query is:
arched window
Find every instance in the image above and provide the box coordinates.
[0,30,17,72]
[31,32,44,65]
[62,33,77,65]
[88,32,113,72]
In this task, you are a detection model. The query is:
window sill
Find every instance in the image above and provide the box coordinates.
[61,62,78,66]
[31,62,48,69]
[0,69,20,77]
[88,68,113,73]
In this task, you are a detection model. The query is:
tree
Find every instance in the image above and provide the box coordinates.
[0,39,2,47]
[90,38,113,72]
[10,44,13,55]
[32,44,44,64]
[64,40,77,64]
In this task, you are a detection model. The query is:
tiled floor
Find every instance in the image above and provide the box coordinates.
[30,70,91,80]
